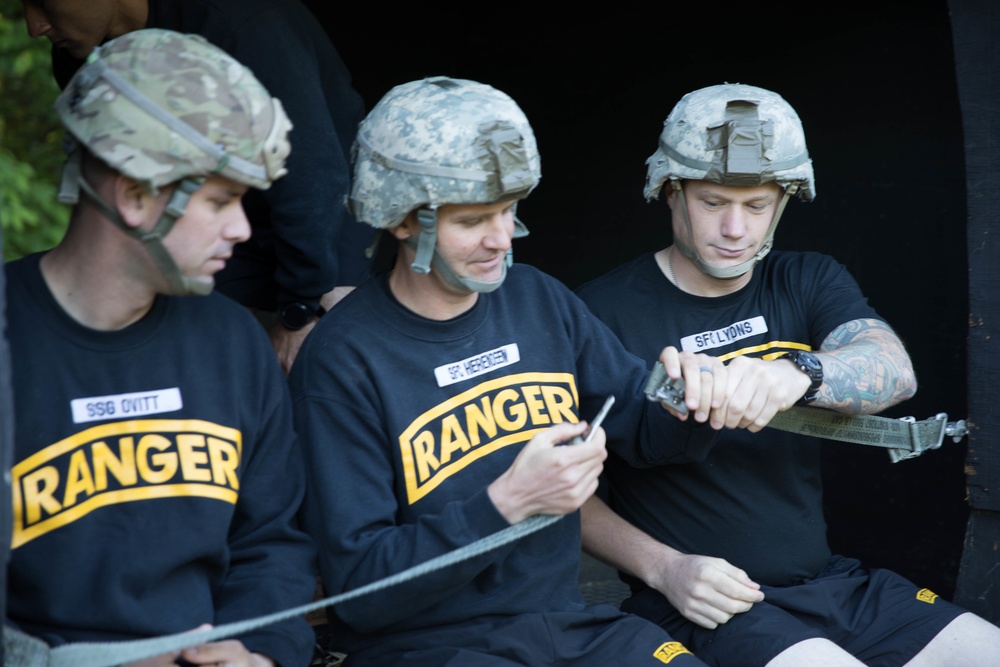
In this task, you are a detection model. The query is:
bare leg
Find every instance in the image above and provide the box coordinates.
[765,638,865,667]
[904,612,1000,666]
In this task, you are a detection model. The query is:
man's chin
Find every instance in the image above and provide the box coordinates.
[183,275,216,297]
[64,42,97,59]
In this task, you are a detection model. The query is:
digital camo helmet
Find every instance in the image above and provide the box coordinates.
[645,83,815,279]
[55,28,292,296]
[349,76,541,292]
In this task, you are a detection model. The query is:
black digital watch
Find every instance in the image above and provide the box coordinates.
[278,302,326,331]
[778,350,823,405]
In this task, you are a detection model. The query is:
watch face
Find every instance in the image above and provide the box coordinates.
[783,350,823,405]
[280,303,313,330]
[797,351,822,375]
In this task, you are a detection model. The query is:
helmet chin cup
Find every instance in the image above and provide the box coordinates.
[672,178,796,281]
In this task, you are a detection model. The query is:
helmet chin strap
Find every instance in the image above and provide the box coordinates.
[405,207,522,294]
[61,147,211,296]
[670,180,798,280]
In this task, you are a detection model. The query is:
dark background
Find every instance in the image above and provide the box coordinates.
[315,2,972,599]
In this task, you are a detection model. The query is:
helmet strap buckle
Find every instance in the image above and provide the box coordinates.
[410,207,438,275]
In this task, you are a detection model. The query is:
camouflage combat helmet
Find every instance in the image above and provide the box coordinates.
[54,28,292,296]
[349,76,540,292]
[645,83,815,279]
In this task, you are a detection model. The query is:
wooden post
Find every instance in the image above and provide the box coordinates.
[950,0,1000,623]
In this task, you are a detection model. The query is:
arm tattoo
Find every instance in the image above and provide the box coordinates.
[816,318,917,415]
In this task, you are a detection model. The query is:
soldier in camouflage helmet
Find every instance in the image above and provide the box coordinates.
[55,27,292,296]
[23,0,375,377]
[290,77,715,666]
[575,84,1000,666]
[643,83,815,280]
[348,75,540,293]
[5,28,318,667]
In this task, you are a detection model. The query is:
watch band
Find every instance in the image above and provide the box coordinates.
[278,302,326,331]
[778,350,823,405]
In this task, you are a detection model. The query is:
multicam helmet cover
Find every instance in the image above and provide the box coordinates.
[55,28,291,194]
[349,75,541,231]
[52,29,291,297]
[644,83,814,202]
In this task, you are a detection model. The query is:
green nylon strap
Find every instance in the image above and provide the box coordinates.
[643,360,968,463]
[4,514,562,667]
[767,407,966,463]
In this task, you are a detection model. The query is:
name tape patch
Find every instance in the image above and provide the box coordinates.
[680,316,767,352]
[434,344,520,387]
[71,388,183,424]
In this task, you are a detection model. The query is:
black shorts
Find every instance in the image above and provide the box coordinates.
[621,555,966,667]
[343,605,709,666]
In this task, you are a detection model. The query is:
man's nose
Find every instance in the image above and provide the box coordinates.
[225,205,252,244]
[721,207,749,237]
[483,212,514,248]
[23,3,52,38]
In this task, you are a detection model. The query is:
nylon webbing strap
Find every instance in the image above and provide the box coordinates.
[766,408,967,463]
[643,361,968,463]
[4,514,562,667]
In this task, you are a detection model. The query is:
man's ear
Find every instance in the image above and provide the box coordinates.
[665,182,678,209]
[387,211,418,241]
[112,174,153,229]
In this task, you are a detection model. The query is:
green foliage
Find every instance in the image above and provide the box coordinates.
[0,0,70,261]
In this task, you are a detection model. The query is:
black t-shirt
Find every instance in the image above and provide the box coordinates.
[576,250,882,586]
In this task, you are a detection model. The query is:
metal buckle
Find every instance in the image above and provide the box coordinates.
[889,413,967,463]
[644,362,688,417]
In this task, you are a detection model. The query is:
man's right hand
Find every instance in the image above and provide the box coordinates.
[648,551,764,629]
[657,345,809,432]
[487,421,607,524]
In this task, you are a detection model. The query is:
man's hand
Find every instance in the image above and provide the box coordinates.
[647,551,763,629]
[270,323,311,376]
[122,624,276,667]
[657,346,808,432]
[708,353,809,432]
[488,421,606,524]
[656,346,728,425]
[172,639,276,667]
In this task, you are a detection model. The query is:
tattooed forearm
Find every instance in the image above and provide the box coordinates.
[814,318,917,415]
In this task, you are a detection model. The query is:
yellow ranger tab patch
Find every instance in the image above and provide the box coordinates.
[399,372,579,504]
[654,641,694,663]
[12,419,242,548]
[916,588,939,604]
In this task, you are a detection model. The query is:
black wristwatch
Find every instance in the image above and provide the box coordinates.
[779,350,823,405]
[278,302,326,331]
